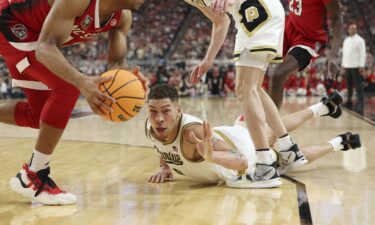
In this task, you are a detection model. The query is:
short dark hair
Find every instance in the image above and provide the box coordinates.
[148,84,179,102]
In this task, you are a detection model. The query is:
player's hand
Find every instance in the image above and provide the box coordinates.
[189,59,212,85]
[189,121,214,162]
[132,66,150,98]
[210,0,230,16]
[77,76,116,116]
[148,165,174,183]
[327,59,339,80]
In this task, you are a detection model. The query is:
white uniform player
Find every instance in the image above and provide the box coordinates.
[186,0,305,188]
[146,113,277,184]
[188,0,284,69]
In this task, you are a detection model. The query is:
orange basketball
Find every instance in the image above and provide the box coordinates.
[99,69,145,122]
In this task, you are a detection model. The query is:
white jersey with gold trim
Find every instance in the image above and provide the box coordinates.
[187,0,284,62]
[145,113,258,183]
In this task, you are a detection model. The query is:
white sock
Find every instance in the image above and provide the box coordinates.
[278,134,294,151]
[308,102,329,117]
[328,136,343,152]
[29,149,52,172]
[256,149,274,165]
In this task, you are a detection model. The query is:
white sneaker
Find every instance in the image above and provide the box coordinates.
[278,144,308,175]
[226,161,282,189]
[10,164,77,205]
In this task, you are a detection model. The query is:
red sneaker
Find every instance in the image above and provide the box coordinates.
[10,164,77,205]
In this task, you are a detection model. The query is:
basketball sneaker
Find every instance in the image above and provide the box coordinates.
[339,132,361,151]
[9,164,77,205]
[277,144,308,175]
[321,90,343,118]
[226,160,282,189]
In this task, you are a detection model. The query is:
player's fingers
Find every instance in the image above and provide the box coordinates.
[98,92,116,104]
[97,75,113,85]
[156,175,162,183]
[189,131,201,143]
[149,175,157,183]
[132,66,141,75]
[190,67,198,84]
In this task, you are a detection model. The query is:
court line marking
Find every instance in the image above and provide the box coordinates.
[343,107,375,126]
[282,175,313,225]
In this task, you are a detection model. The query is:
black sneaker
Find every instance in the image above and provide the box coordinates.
[321,90,343,118]
[278,144,308,175]
[339,132,361,151]
[226,161,281,189]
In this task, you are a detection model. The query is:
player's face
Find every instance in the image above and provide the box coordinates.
[148,98,181,140]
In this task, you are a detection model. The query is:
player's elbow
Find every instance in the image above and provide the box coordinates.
[212,14,230,29]
[35,41,56,63]
[35,42,48,62]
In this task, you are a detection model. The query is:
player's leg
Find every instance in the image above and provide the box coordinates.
[284,132,361,174]
[230,63,280,188]
[269,55,299,109]
[0,101,19,125]
[270,47,313,109]
[9,52,79,205]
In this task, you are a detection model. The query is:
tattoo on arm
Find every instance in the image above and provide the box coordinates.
[229,149,244,161]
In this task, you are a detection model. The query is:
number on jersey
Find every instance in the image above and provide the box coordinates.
[239,0,270,36]
[289,0,302,16]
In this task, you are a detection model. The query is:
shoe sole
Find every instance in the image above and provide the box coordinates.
[10,177,77,205]
[278,157,308,175]
[226,178,282,189]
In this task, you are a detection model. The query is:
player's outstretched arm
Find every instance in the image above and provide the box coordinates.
[36,0,115,115]
[148,157,174,183]
[184,1,231,84]
[108,10,149,96]
[187,122,248,171]
[325,0,343,79]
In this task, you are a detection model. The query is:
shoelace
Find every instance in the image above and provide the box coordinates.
[34,167,57,197]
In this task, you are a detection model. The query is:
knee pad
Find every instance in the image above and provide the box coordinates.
[15,101,41,129]
[40,85,80,129]
[288,47,312,71]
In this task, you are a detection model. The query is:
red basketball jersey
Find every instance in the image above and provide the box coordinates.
[288,0,332,42]
[0,0,121,48]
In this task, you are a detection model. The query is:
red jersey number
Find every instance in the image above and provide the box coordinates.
[289,0,302,16]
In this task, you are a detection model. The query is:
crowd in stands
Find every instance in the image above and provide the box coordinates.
[1,0,375,101]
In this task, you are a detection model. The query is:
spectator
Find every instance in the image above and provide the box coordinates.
[341,24,366,111]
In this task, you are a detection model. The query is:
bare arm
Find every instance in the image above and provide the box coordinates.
[107,10,149,95]
[185,1,231,84]
[325,0,343,78]
[185,122,248,171]
[36,0,88,86]
[107,10,132,70]
[36,0,115,114]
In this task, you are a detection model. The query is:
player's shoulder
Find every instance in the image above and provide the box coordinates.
[50,0,91,17]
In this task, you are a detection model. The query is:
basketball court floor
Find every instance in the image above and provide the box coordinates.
[0,97,373,225]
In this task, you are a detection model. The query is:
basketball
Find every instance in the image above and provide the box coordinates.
[99,69,145,122]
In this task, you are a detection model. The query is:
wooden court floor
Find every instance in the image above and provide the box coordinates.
[0,97,374,225]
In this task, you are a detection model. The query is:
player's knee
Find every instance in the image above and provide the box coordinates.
[235,83,258,101]
[15,101,41,129]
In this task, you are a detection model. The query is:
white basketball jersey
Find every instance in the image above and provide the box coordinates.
[145,113,257,183]
[187,0,284,62]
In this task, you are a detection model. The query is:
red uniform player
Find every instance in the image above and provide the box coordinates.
[269,0,343,109]
[0,0,147,205]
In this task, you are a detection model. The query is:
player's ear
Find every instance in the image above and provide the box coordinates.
[176,104,182,113]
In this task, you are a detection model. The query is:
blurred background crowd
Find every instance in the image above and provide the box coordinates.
[1,0,374,107]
